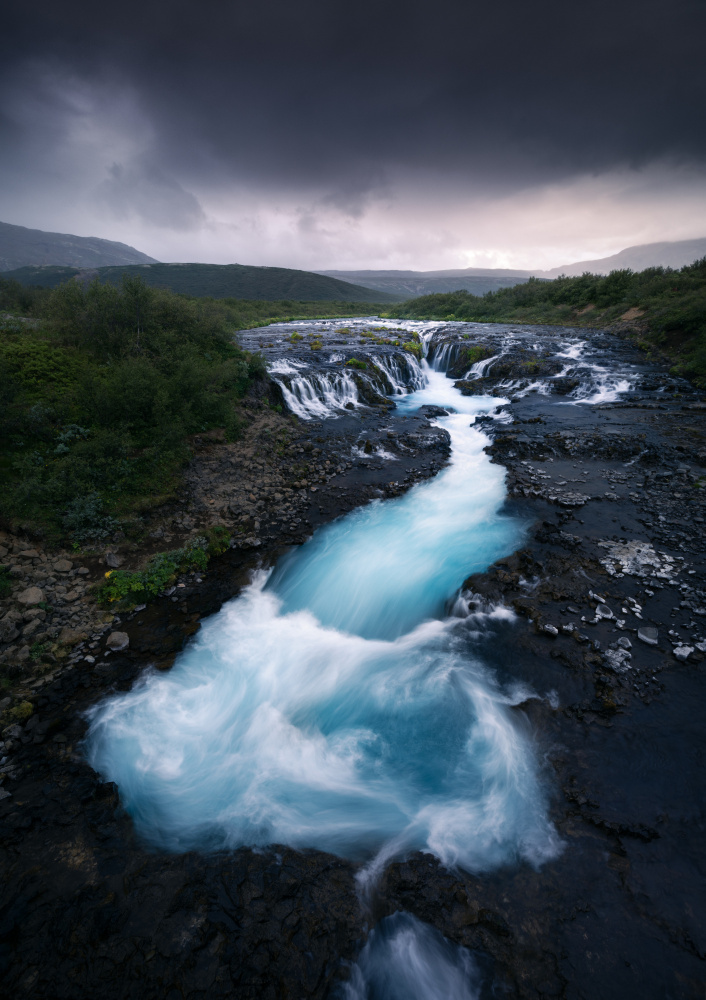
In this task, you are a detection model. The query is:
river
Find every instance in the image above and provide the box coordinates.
[85,351,563,994]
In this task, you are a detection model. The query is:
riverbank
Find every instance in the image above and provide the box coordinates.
[1,319,705,998]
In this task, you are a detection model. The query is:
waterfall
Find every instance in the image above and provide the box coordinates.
[274,371,360,419]
[371,353,426,394]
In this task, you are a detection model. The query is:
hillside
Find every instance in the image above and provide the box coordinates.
[318,238,706,294]
[2,262,402,303]
[316,268,536,298]
[0,221,158,270]
[386,259,706,386]
[543,238,706,278]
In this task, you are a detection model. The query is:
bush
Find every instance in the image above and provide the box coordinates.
[346,358,367,370]
[0,276,267,537]
[98,531,230,607]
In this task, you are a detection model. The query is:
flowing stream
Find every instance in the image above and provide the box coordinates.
[86,350,562,994]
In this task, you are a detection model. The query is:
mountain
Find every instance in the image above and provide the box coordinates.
[542,238,706,278]
[316,268,537,299]
[319,239,706,296]
[1,262,402,303]
[0,221,158,270]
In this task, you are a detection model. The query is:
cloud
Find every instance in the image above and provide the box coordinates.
[0,0,704,267]
[96,159,205,230]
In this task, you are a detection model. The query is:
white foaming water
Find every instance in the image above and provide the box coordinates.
[341,912,480,1000]
[268,358,308,375]
[372,353,426,394]
[275,371,360,419]
[272,369,520,639]
[573,371,633,404]
[86,362,560,873]
[465,353,500,378]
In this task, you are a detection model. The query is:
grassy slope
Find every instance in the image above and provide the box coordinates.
[386,259,706,387]
[2,262,403,303]
[0,275,387,545]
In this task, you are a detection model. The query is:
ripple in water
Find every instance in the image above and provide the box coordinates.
[86,366,560,874]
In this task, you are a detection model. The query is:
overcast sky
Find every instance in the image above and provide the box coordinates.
[1,0,705,270]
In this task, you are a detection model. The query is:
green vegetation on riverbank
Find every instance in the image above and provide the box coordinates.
[387,259,706,386]
[0,273,398,545]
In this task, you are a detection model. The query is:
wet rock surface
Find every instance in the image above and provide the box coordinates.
[2,317,706,998]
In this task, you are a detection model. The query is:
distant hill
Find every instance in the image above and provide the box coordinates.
[319,239,706,295]
[542,238,706,278]
[316,268,537,299]
[1,262,402,303]
[0,221,158,270]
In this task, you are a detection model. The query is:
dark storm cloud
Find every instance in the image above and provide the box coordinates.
[1,0,704,206]
[96,160,206,230]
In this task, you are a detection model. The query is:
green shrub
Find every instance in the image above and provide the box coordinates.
[8,700,33,722]
[346,358,367,370]
[98,531,229,607]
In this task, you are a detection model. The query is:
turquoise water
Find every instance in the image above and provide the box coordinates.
[341,912,480,1000]
[86,365,559,872]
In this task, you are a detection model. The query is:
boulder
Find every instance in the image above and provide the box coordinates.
[106,631,129,652]
[104,552,123,569]
[53,559,73,574]
[16,586,44,606]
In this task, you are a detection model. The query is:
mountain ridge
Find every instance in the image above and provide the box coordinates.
[0,220,158,270]
[1,261,401,303]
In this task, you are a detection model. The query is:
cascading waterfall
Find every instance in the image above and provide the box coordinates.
[272,352,426,419]
[275,371,361,420]
[465,354,500,379]
[372,353,426,395]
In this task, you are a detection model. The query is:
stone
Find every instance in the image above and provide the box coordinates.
[637,627,659,646]
[603,648,632,672]
[104,552,123,569]
[617,636,632,649]
[16,586,44,606]
[106,631,129,652]
[58,627,89,646]
[673,645,694,662]
[21,619,42,639]
[52,559,73,573]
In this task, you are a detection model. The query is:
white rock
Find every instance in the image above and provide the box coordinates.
[673,645,694,662]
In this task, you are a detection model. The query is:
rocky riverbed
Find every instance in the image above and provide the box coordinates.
[1,317,705,998]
